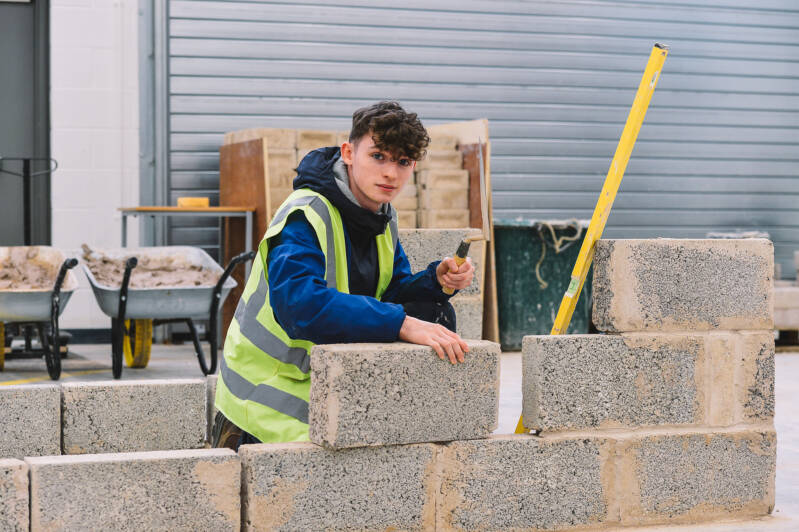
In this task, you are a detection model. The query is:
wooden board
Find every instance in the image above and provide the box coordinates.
[219,138,269,334]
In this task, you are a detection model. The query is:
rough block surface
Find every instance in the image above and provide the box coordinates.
[420,209,470,228]
[62,379,206,454]
[617,430,776,525]
[417,168,469,189]
[0,384,60,458]
[0,459,28,532]
[417,150,463,170]
[309,340,499,448]
[27,449,240,531]
[737,331,775,424]
[774,285,799,309]
[397,210,417,228]
[593,239,773,332]
[296,130,336,150]
[419,188,468,209]
[451,295,483,339]
[399,228,484,296]
[240,442,438,531]
[523,333,704,431]
[207,375,218,443]
[437,435,612,530]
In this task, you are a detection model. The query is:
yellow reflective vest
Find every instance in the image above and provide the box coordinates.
[215,188,398,443]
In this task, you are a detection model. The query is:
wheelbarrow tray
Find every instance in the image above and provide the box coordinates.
[83,246,237,320]
[0,246,78,322]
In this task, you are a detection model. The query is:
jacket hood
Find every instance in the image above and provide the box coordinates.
[293,147,391,238]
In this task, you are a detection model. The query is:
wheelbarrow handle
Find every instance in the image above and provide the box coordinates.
[53,258,78,299]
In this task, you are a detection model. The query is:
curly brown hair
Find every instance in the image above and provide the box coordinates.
[349,101,430,161]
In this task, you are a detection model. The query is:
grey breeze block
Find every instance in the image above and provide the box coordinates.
[61,379,206,454]
[0,384,60,458]
[309,340,499,448]
[437,435,613,531]
[399,228,484,297]
[240,442,438,532]
[616,429,776,525]
[27,449,240,532]
[522,331,774,431]
[0,459,28,532]
[592,238,773,332]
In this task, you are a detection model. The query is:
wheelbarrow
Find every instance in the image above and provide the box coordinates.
[0,246,79,379]
[83,246,253,379]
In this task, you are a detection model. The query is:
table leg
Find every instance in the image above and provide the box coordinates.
[121,213,128,247]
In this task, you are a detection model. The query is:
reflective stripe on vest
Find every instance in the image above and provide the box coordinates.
[219,354,309,424]
[216,188,396,443]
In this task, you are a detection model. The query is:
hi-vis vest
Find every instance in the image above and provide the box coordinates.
[215,188,398,443]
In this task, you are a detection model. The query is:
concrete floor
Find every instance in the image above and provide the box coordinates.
[1,345,797,530]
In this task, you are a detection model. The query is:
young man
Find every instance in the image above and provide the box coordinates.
[213,101,475,448]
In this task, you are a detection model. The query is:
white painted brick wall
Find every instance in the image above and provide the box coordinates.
[50,0,139,329]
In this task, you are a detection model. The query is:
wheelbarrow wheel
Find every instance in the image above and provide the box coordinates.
[123,319,153,368]
[0,322,4,372]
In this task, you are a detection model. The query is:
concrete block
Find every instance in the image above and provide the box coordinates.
[397,209,417,228]
[428,133,459,150]
[451,294,483,339]
[224,127,296,149]
[207,375,218,443]
[0,459,28,532]
[392,194,418,211]
[737,331,775,424]
[62,379,206,454]
[240,442,438,531]
[438,435,613,530]
[399,228,484,296]
[523,333,705,431]
[417,149,463,169]
[266,149,297,189]
[297,129,336,150]
[420,209,470,229]
[269,187,293,212]
[335,130,349,146]
[417,168,468,189]
[419,188,468,209]
[0,384,60,458]
[309,340,499,448]
[616,430,775,525]
[774,285,799,309]
[27,449,240,531]
[593,239,774,332]
[775,307,799,329]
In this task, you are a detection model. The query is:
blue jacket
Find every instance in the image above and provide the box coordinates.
[266,148,452,345]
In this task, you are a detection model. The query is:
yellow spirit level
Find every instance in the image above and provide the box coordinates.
[516,43,669,434]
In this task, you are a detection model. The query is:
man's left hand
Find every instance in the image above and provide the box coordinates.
[436,256,474,292]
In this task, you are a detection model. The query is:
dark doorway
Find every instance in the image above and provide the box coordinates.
[0,0,51,245]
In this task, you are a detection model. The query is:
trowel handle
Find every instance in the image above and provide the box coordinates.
[442,240,471,295]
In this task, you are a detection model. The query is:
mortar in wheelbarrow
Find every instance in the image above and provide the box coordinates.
[82,246,237,320]
[0,246,79,321]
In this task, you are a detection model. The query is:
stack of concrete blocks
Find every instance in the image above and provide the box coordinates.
[260,129,299,217]
[240,339,502,531]
[400,228,485,339]
[0,377,241,530]
[519,238,776,529]
[417,134,470,229]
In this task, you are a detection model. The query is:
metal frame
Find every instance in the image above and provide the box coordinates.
[138,0,170,247]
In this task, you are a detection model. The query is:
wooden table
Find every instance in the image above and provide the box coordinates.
[118,206,256,277]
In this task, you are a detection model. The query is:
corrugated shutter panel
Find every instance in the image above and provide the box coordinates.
[167,0,799,275]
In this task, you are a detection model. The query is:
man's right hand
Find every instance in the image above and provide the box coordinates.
[398,315,469,364]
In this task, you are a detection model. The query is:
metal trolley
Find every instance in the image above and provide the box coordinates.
[83,246,253,379]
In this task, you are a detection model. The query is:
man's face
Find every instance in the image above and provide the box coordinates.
[340,134,416,212]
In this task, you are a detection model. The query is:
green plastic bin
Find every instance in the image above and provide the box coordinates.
[494,219,593,351]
